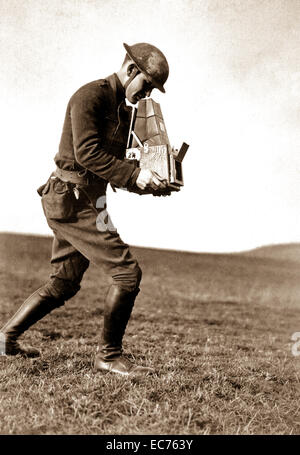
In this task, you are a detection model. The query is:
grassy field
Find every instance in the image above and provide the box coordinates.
[0,232,299,435]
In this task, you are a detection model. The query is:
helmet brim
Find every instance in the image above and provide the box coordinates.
[123,43,166,93]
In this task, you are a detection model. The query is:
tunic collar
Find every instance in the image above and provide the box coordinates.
[107,73,125,103]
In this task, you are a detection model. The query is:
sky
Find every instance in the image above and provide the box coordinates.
[0,0,299,253]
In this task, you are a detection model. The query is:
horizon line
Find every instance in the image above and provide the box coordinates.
[1,230,299,257]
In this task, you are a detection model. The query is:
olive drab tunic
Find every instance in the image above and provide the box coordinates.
[38,74,142,301]
[55,73,140,189]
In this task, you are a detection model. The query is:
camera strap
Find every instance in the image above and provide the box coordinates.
[124,67,139,91]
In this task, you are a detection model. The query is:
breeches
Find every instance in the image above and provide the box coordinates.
[40,179,142,301]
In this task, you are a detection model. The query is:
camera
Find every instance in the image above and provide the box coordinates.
[125,98,189,193]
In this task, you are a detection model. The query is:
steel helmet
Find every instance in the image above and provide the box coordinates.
[123,42,169,93]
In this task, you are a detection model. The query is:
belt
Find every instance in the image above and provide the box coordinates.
[54,167,95,185]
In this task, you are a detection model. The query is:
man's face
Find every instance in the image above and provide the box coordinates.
[125,71,154,104]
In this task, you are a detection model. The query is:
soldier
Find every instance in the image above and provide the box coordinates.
[0,42,169,377]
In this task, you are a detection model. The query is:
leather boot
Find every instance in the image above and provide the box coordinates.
[0,288,64,357]
[94,285,154,376]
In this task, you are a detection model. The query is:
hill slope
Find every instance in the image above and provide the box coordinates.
[0,232,299,435]
[1,232,298,307]
[241,243,300,264]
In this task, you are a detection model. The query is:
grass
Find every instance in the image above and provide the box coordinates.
[0,233,299,435]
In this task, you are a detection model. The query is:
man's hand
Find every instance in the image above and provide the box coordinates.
[136,169,167,191]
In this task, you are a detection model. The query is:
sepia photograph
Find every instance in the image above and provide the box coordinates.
[0,0,299,438]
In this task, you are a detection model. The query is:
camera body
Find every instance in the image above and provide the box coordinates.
[125,98,189,193]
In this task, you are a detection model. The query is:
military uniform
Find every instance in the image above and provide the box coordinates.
[40,73,142,300]
[0,73,145,364]
[1,42,169,376]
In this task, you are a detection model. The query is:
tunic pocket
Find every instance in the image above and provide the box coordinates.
[41,177,75,221]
